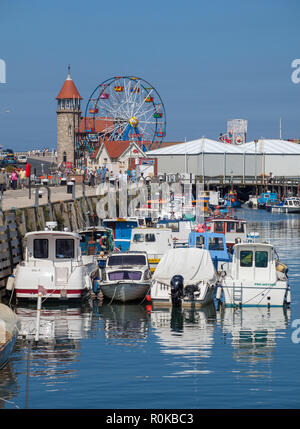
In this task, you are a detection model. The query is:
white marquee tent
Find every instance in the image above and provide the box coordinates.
[147,138,300,177]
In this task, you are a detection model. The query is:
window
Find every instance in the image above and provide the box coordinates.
[133,233,144,242]
[196,236,205,247]
[255,251,268,268]
[167,222,179,232]
[208,237,224,251]
[63,152,67,163]
[56,239,74,259]
[240,250,253,267]
[226,222,235,233]
[236,222,244,233]
[68,125,72,137]
[145,233,155,242]
[33,239,48,259]
[107,254,146,266]
[214,222,224,233]
[108,271,142,281]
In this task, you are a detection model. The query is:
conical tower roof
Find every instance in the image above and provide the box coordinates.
[56,65,82,100]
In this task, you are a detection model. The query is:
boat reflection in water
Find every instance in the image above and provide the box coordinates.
[16,303,93,342]
[98,303,150,345]
[219,306,290,374]
[14,303,93,386]
[150,304,216,376]
[0,363,19,409]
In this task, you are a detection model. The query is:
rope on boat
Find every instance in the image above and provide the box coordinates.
[139,284,152,305]
[108,284,119,305]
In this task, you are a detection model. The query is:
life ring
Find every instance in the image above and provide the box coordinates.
[99,236,106,248]
[235,135,243,145]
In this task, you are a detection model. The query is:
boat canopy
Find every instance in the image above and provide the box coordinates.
[153,248,217,286]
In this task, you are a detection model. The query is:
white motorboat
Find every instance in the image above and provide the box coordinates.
[130,227,173,272]
[101,251,152,303]
[269,197,300,213]
[6,228,99,300]
[218,242,290,307]
[151,247,218,308]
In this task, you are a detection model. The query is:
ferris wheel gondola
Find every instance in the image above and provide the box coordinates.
[84,76,166,151]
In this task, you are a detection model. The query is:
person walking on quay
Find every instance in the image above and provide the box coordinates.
[100,166,106,184]
[19,168,26,188]
[11,170,18,190]
[89,171,95,187]
[0,169,6,193]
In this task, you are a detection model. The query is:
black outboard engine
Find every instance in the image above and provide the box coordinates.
[170,275,184,307]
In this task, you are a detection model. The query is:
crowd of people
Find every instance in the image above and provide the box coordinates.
[0,163,143,194]
[0,167,28,192]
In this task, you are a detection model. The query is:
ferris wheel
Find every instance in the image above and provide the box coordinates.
[84,76,166,151]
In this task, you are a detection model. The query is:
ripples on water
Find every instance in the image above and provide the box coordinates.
[1,208,300,409]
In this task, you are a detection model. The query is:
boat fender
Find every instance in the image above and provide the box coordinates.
[84,275,92,291]
[93,279,101,294]
[216,285,223,300]
[6,274,15,291]
[276,261,288,275]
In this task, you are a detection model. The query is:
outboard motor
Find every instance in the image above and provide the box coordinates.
[170,275,184,307]
[184,284,199,302]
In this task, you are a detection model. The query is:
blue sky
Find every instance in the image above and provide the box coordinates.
[0,0,299,151]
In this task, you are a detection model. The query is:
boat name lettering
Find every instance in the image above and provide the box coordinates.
[254,283,276,286]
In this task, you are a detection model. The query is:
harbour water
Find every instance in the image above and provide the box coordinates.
[1,208,300,409]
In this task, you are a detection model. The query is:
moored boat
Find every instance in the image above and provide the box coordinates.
[6,227,99,301]
[257,192,278,209]
[151,247,218,308]
[224,190,242,208]
[268,197,300,213]
[101,251,152,303]
[218,242,290,307]
[0,304,20,370]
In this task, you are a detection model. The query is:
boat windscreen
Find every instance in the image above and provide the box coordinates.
[108,271,142,281]
[107,254,146,266]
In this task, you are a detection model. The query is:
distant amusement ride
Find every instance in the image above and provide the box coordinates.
[84,76,166,152]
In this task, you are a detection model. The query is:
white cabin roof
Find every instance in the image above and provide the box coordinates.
[25,231,81,240]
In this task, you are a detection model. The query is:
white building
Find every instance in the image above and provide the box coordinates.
[147,138,300,178]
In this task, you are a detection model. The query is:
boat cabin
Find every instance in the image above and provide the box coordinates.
[130,227,173,256]
[79,227,114,256]
[102,217,146,251]
[25,231,82,262]
[105,251,150,282]
[257,192,277,206]
[188,231,232,269]
[205,217,247,247]
[229,243,277,283]
[156,219,193,243]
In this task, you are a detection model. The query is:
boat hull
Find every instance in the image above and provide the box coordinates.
[101,282,151,302]
[271,206,300,213]
[221,281,290,307]
[0,304,19,370]
[12,263,98,301]
[0,335,17,370]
